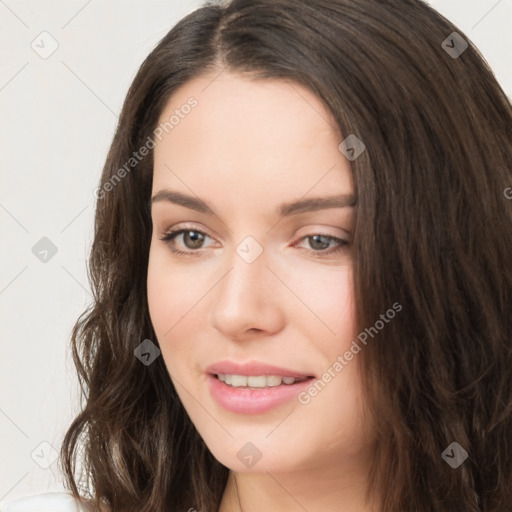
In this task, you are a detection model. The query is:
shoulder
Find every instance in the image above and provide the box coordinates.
[1,493,94,512]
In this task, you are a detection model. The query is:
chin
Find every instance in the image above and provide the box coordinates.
[195,420,316,474]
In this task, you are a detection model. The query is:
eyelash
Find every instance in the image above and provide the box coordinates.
[158,225,349,258]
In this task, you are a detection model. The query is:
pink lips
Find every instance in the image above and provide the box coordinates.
[205,360,315,415]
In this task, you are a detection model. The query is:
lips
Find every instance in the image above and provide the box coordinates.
[207,373,314,414]
[205,360,314,379]
[205,360,316,414]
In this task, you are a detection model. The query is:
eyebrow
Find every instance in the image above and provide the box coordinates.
[150,189,356,217]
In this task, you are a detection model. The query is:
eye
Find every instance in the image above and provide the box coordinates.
[294,234,349,257]
[159,227,214,256]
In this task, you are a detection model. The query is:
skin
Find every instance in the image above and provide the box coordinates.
[147,70,379,512]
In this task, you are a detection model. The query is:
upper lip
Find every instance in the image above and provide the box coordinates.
[205,360,314,379]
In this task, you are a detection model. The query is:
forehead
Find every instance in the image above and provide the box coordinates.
[152,71,353,208]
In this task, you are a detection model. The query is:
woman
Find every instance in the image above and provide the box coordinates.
[4,0,511,510]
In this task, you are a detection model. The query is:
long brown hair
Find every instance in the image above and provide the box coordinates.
[60,1,512,510]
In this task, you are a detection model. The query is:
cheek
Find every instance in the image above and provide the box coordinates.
[147,244,202,336]
[146,244,214,377]
[333,273,357,343]
[287,264,357,351]
[147,250,174,337]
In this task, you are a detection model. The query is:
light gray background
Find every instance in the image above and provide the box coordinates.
[1,0,511,504]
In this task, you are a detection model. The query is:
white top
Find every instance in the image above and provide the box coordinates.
[1,493,93,511]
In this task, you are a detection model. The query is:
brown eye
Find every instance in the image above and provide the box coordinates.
[159,227,214,256]
[294,233,349,257]
[307,235,332,251]
[181,230,205,249]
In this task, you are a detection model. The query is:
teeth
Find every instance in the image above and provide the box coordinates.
[217,373,307,388]
[231,374,247,387]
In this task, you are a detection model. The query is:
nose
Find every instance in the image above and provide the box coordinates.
[209,249,286,341]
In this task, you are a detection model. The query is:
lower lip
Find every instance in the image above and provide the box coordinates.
[207,374,314,415]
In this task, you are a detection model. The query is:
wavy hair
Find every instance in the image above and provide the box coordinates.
[60,0,512,510]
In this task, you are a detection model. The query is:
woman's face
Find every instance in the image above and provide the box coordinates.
[147,71,374,474]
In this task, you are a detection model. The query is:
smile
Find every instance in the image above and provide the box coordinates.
[207,373,314,415]
[216,373,309,388]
